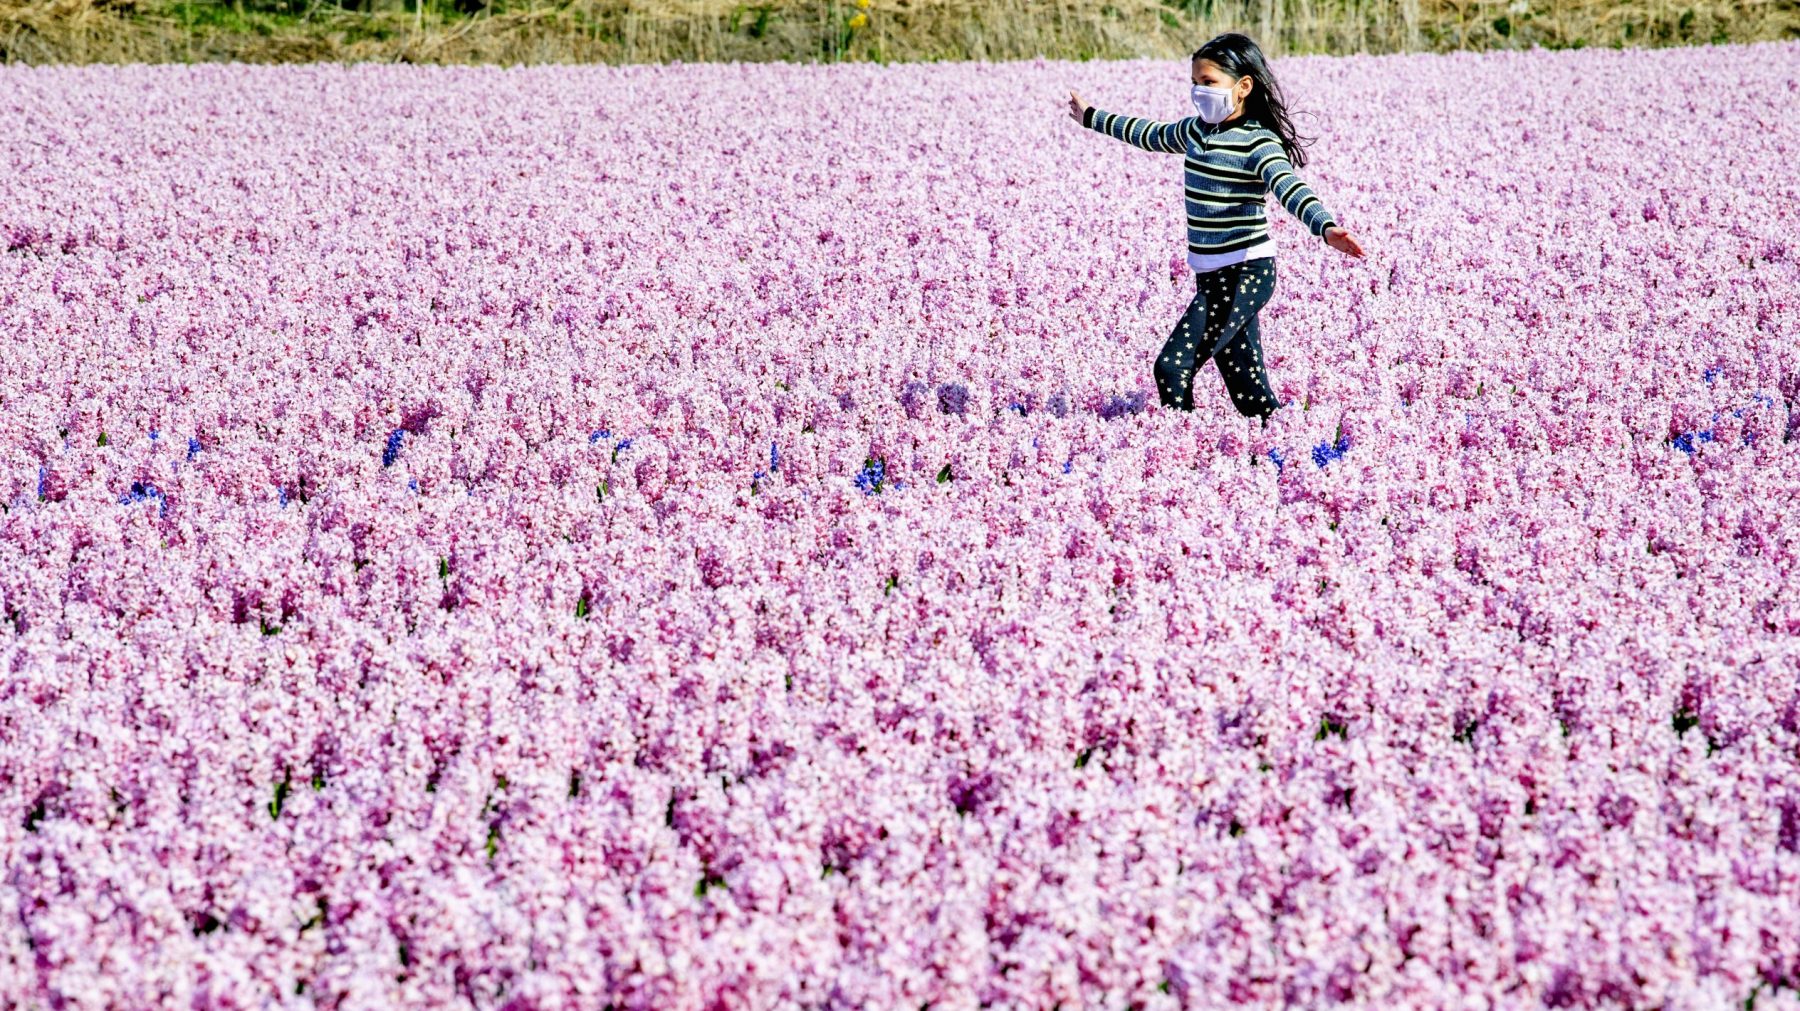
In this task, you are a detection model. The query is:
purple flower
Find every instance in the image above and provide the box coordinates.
[899,380,930,419]
[937,382,969,417]
[1,50,1795,1010]
[1098,390,1146,420]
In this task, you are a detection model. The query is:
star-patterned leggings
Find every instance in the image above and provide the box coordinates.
[1154,257,1279,419]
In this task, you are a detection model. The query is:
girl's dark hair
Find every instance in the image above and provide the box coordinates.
[1191,33,1316,169]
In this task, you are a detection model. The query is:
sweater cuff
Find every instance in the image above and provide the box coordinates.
[1318,218,1337,238]
[1082,106,1098,130]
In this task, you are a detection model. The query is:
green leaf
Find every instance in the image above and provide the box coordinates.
[97,431,108,447]
[936,463,952,483]
[575,592,590,619]
[1074,746,1094,769]
[1672,706,1698,737]
[269,771,291,820]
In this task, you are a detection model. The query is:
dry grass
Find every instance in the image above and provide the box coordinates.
[0,0,1795,65]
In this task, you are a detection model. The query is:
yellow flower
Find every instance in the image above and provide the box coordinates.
[855,0,871,7]
[847,11,868,27]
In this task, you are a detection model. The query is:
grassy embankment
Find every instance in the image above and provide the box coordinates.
[0,0,1794,66]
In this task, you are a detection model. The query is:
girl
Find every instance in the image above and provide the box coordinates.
[1067,32,1365,425]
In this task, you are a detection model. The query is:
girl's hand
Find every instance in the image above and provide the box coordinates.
[1067,90,1089,124]
[1325,226,1365,259]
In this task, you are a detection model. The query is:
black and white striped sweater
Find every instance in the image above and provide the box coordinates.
[1080,105,1338,271]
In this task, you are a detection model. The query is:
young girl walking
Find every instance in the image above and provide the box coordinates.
[1068,33,1366,426]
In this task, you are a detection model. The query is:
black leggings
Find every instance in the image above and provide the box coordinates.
[1154,258,1279,420]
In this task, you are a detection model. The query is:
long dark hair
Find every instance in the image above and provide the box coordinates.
[1191,33,1316,170]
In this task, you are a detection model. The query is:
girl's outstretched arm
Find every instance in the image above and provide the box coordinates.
[1067,90,1192,155]
[1253,146,1338,242]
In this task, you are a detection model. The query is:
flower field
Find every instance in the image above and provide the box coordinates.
[2,40,1800,1009]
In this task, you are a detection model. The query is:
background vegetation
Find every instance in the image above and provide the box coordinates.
[1,0,1795,66]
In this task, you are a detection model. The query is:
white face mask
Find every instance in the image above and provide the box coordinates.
[1190,82,1238,124]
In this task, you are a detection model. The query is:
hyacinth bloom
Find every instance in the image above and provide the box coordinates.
[2,41,1800,1010]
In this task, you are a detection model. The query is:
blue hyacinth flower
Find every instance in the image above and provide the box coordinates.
[1703,366,1720,385]
[149,429,159,441]
[853,457,886,495]
[37,466,47,500]
[770,442,779,471]
[120,481,165,507]
[383,429,404,467]
[1267,448,1285,474]
[1671,432,1696,454]
[1062,458,1073,474]
[589,429,610,444]
[187,437,201,461]
[278,485,288,508]
[1313,429,1353,468]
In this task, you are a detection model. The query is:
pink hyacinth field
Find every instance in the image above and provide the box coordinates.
[4,39,1800,1010]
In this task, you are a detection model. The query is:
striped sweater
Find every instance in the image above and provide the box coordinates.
[1080,105,1338,270]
